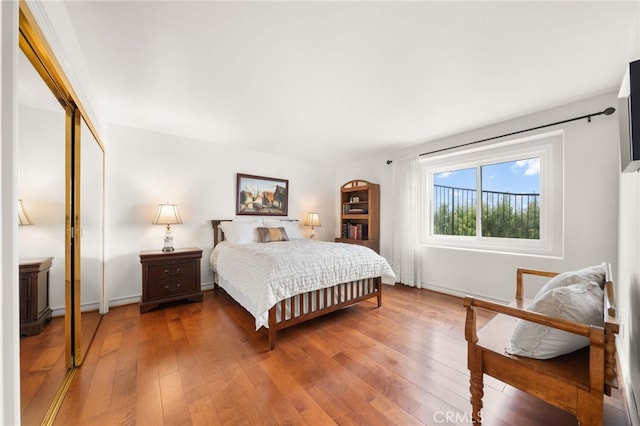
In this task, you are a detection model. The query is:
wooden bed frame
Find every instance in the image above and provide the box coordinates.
[211,220,382,350]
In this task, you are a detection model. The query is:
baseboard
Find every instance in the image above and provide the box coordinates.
[105,281,216,309]
[617,338,640,426]
[201,280,215,291]
[417,281,508,305]
[628,386,639,426]
[108,295,141,308]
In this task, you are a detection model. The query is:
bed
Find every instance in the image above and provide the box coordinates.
[210,219,396,350]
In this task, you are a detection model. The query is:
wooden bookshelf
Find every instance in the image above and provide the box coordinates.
[335,179,380,253]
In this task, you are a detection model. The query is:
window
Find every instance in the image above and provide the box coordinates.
[422,131,563,257]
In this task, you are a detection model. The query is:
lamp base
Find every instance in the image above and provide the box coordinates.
[162,226,174,252]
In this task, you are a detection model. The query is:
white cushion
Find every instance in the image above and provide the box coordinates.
[219,221,260,244]
[507,281,604,359]
[534,264,606,300]
[263,219,304,239]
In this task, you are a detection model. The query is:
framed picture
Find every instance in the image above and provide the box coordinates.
[236,173,289,216]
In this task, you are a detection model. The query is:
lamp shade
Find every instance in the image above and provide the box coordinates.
[18,199,33,226]
[152,203,183,226]
[303,212,321,228]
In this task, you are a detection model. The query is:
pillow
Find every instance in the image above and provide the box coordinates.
[534,264,606,300]
[506,281,604,359]
[232,217,264,223]
[257,227,289,243]
[219,221,260,244]
[263,220,304,239]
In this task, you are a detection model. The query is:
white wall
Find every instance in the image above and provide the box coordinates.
[617,8,640,423]
[104,124,337,306]
[619,167,640,425]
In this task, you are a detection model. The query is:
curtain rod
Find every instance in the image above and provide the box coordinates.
[385,106,616,165]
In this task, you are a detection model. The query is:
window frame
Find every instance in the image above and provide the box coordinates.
[421,131,564,257]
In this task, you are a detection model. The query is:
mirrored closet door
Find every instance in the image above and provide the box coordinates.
[76,117,105,364]
[17,47,69,426]
[18,3,106,424]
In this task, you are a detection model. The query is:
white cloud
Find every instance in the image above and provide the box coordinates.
[437,171,453,179]
[512,158,540,176]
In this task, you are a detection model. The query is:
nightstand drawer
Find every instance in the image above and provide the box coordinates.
[146,277,197,299]
[147,260,195,282]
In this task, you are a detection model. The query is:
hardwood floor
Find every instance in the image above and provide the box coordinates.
[52,285,629,425]
[21,316,67,426]
[20,310,103,426]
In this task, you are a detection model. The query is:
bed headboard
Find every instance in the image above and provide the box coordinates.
[211,220,230,247]
[211,218,300,247]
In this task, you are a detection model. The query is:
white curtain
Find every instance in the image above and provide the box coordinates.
[390,156,423,287]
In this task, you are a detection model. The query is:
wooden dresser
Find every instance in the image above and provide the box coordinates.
[19,257,53,336]
[139,247,203,313]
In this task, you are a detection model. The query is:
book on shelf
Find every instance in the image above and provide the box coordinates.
[346,223,368,240]
[342,205,368,214]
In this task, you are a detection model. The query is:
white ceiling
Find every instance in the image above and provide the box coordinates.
[61,1,639,163]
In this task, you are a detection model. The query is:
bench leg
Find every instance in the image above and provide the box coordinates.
[470,369,484,424]
[576,389,602,426]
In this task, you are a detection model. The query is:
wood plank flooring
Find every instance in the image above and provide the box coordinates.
[51,284,629,425]
[20,310,102,426]
[21,316,67,426]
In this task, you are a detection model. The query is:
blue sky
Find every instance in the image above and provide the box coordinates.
[434,158,540,194]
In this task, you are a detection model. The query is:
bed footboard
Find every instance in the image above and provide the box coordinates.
[267,277,382,350]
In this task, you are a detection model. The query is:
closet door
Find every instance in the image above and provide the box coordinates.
[17,48,69,426]
[18,2,106,423]
[73,117,105,365]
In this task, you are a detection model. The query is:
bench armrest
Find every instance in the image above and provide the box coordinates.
[464,296,592,338]
[515,267,559,300]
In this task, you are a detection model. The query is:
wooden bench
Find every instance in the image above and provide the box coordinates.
[464,265,619,425]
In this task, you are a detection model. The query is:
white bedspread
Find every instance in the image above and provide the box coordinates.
[210,239,396,329]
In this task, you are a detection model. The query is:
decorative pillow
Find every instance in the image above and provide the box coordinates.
[219,221,260,244]
[263,220,304,239]
[507,281,604,359]
[534,264,606,300]
[257,227,289,243]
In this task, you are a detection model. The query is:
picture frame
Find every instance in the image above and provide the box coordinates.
[350,196,360,203]
[236,173,289,216]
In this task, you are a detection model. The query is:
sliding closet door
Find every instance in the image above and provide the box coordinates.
[17,48,69,426]
[18,2,106,423]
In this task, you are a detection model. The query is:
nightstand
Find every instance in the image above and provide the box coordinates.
[19,257,53,336]
[139,247,203,313]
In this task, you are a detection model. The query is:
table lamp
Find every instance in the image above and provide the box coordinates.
[303,212,321,239]
[152,203,183,252]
